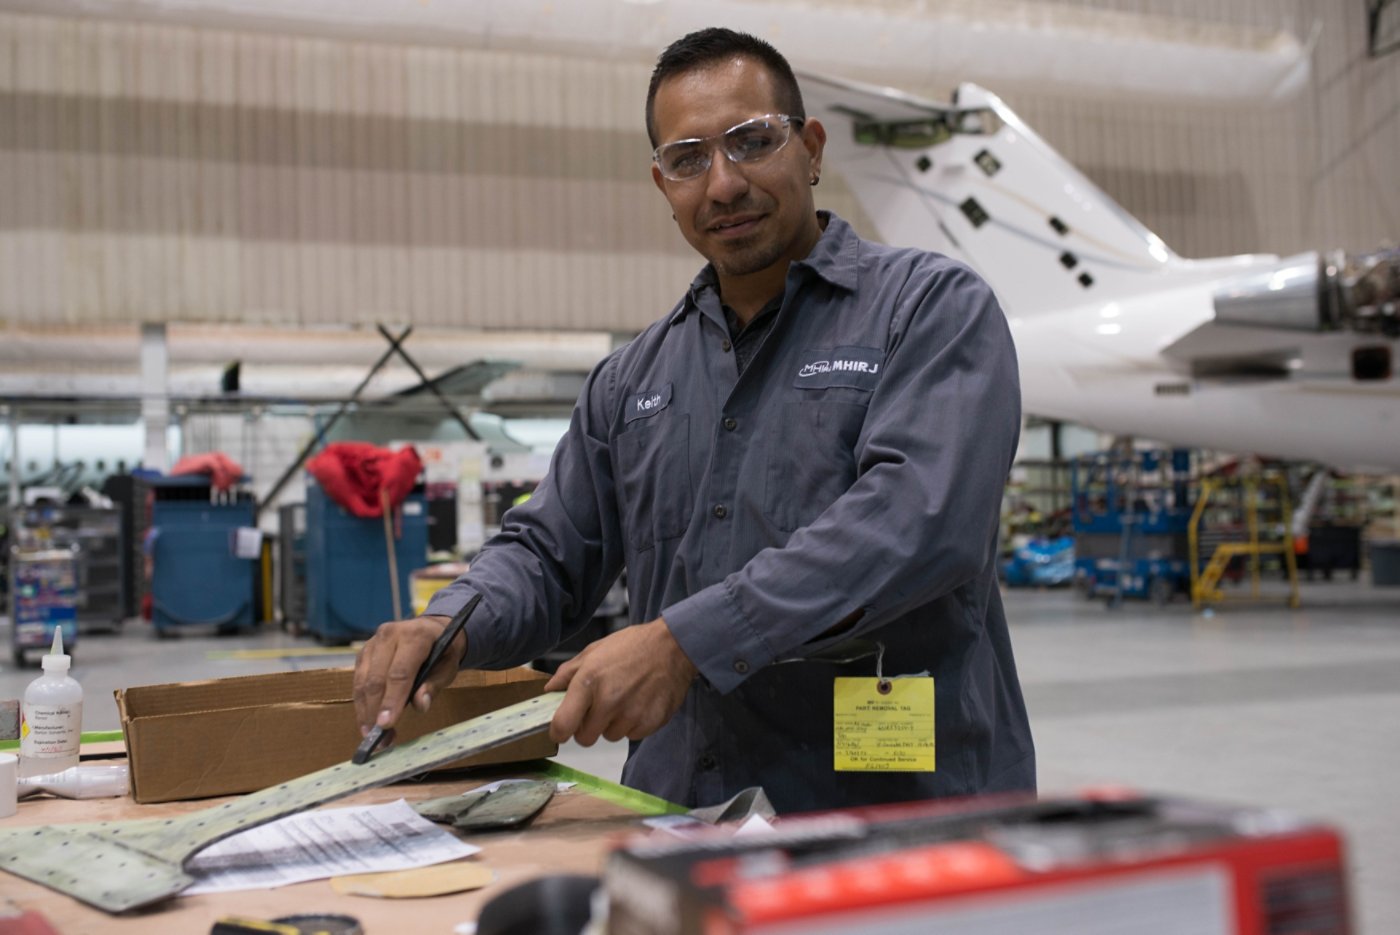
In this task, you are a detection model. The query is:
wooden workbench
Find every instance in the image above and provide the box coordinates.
[1,761,665,934]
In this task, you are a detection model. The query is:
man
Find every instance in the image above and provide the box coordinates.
[354,28,1034,813]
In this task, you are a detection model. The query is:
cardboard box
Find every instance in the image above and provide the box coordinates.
[116,666,556,803]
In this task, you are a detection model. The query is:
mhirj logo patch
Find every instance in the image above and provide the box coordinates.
[797,359,880,378]
[794,346,884,389]
[625,382,673,423]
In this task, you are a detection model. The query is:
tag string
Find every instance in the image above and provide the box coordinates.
[874,641,930,693]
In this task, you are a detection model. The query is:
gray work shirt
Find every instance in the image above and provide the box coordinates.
[426,212,1035,812]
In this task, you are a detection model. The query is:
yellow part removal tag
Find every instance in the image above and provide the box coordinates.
[833,676,935,772]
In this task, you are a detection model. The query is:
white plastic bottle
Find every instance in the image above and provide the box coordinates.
[19,628,83,779]
[17,763,129,799]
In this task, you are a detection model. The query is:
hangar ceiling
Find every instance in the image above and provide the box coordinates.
[0,0,1312,103]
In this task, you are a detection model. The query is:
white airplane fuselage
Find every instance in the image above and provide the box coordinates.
[801,73,1400,471]
[1013,279,1398,469]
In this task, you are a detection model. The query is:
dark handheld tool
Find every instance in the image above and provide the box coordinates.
[352,594,482,765]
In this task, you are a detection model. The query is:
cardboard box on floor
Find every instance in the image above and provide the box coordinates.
[116,666,556,803]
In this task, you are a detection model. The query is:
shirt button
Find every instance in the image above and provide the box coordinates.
[712,504,727,519]
[733,659,750,675]
[721,339,732,352]
[698,754,718,771]
[723,417,737,431]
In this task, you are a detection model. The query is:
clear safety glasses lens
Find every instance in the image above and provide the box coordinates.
[653,115,801,182]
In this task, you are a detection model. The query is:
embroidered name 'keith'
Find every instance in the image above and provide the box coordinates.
[625,382,673,423]
[793,346,885,390]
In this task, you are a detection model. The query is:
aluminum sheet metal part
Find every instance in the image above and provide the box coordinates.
[0,693,564,913]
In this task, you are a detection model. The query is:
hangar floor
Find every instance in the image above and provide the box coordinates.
[2,579,1396,932]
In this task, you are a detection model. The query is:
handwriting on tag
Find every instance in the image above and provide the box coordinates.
[833,677,935,772]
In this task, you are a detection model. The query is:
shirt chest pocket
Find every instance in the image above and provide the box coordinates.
[615,412,693,552]
[764,397,868,532]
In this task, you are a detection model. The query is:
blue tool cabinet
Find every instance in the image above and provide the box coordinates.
[304,480,428,643]
[148,477,258,634]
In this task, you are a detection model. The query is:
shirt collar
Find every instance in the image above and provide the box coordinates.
[671,211,859,325]
[794,211,860,292]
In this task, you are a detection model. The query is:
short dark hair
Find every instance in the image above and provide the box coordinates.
[645,28,806,148]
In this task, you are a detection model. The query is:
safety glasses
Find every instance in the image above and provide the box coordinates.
[653,114,804,182]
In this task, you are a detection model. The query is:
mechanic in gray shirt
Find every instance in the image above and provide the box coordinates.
[354,27,1034,813]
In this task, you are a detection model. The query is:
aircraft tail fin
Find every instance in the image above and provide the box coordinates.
[801,73,1189,316]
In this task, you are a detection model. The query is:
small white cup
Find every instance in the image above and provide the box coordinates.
[0,752,17,818]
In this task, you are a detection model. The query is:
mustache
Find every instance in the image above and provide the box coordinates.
[698,197,769,228]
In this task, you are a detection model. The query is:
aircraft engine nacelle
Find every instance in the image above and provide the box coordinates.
[1214,248,1400,339]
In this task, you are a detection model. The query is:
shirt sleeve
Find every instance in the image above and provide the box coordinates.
[662,261,1021,693]
[423,353,626,669]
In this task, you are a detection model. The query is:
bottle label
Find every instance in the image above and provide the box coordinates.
[20,702,82,760]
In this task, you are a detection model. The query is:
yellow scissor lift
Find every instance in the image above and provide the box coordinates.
[1188,473,1302,609]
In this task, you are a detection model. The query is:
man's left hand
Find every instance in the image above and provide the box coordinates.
[545,617,697,745]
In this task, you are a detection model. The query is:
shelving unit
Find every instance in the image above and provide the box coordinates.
[8,504,126,632]
[1002,458,1073,542]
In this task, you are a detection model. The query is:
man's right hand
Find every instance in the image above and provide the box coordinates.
[352,614,465,741]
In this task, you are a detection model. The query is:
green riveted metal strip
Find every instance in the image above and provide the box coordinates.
[0,693,565,914]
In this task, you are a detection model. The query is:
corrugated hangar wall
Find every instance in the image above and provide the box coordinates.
[0,14,709,332]
[1012,0,1400,262]
[0,0,1396,333]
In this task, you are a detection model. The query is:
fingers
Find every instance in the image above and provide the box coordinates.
[411,628,467,713]
[352,632,392,734]
[376,640,426,728]
[550,672,592,745]
[601,717,635,744]
[543,654,578,694]
[547,646,617,745]
[351,614,454,734]
[545,622,693,746]
[572,678,617,747]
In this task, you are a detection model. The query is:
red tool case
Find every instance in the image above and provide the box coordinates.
[604,792,1350,935]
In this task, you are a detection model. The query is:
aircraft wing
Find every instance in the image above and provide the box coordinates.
[389,360,520,401]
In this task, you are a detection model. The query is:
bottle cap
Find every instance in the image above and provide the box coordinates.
[41,628,71,673]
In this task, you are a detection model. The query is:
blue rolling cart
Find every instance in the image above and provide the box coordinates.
[304,480,428,644]
[148,476,259,635]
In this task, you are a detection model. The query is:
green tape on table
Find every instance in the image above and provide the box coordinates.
[541,760,690,816]
[0,729,124,752]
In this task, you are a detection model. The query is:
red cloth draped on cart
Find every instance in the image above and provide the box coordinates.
[170,452,245,492]
[306,442,423,518]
